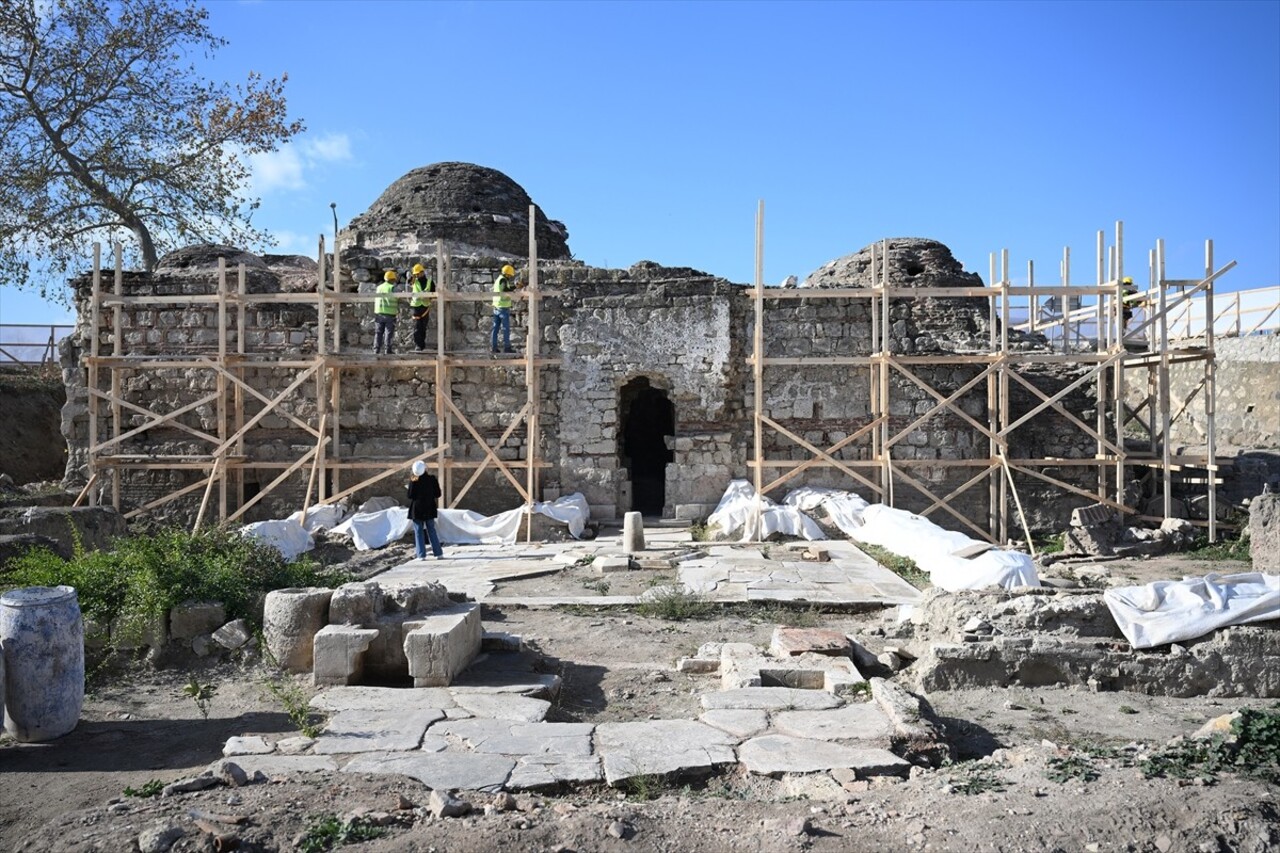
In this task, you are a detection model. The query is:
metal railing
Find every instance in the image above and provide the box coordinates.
[0,324,74,368]
[1165,285,1279,340]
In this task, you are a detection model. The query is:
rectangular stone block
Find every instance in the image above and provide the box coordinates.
[594,556,631,574]
[170,601,226,641]
[482,631,523,652]
[313,625,380,687]
[676,657,720,674]
[403,603,482,687]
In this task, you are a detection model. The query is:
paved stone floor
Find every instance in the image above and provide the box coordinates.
[217,527,923,793]
[220,683,907,793]
[374,526,922,608]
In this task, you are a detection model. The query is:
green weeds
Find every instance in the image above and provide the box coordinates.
[854,543,930,589]
[123,779,164,798]
[634,586,716,621]
[182,675,217,720]
[297,814,387,852]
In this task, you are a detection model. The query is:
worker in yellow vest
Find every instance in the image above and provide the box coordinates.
[375,270,399,355]
[490,264,519,354]
[408,263,434,352]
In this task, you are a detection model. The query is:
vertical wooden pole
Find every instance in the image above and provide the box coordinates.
[870,241,880,504]
[526,205,540,541]
[1157,239,1172,518]
[1061,246,1071,352]
[880,239,891,507]
[435,238,448,494]
[1204,239,1217,541]
[1094,233,1107,503]
[752,201,765,540]
[217,257,228,522]
[315,237,328,504]
[88,243,101,506]
[1114,221,1127,509]
[236,264,247,504]
[999,248,1010,542]
[988,250,999,540]
[111,242,123,510]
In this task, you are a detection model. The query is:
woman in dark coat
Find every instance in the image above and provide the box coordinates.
[406,460,444,559]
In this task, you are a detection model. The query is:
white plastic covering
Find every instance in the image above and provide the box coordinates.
[851,504,1039,591]
[323,492,592,551]
[331,507,412,551]
[286,503,350,534]
[239,519,315,561]
[1103,572,1280,649]
[782,486,870,536]
[707,480,826,542]
[532,493,591,539]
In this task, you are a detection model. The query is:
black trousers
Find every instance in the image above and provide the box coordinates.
[412,308,429,350]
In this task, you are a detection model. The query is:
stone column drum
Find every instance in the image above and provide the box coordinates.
[1,585,85,742]
[623,511,646,554]
[263,587,334,673]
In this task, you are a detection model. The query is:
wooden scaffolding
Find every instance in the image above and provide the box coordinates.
[748,209,1236,545]
[76,207,557,533]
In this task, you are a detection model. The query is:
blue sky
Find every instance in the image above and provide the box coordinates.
[3,0,1277,326]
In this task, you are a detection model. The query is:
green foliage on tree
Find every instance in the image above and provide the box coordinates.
[0,0,304,298]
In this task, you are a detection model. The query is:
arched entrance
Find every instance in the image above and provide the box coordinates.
[619,377,674,517]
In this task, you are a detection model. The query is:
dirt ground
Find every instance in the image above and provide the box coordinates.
[0,368,66,487]
[2,547,1275,853]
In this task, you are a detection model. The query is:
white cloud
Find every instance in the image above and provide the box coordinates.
[304,133,352,163]
[247,132,352,197]
[248,145,306,193]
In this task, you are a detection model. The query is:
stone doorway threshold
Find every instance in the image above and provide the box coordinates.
[371,527,922,608]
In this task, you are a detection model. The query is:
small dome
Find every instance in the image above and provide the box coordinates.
[348,162,571,259]
[802,238,982,289]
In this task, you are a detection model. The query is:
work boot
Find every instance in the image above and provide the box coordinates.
[503,348,515,354]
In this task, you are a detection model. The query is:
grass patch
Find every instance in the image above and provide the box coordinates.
[854,543,930,589]
[297,814,387,852]
[1036,533,1065,555]
[1044,753,1101,784]
[1,526,352,645]
[1141,706,1280,785]
[945,763,1007,795]
[620,773,667,801]
[123,779,165,798]
[580,578,611,596]
[1187,534,1251,562]
[634,586,716,621]
[727,602,823,627]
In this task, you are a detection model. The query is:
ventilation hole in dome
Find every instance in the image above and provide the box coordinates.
[905,264,925,277]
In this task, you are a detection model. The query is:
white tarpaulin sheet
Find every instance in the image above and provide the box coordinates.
[331,507,412,551]
[851,504,1040,591]
[532,492,591,539]
[239,519,314,561]
[286,504,350,534]
[782,486,870,537]
[708,480,826,542]
[1103,572,1280,649]
[325,494,591,550]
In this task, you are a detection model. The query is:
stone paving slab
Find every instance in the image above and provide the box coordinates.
[450,693,551,722]
[341,751,515,793]
[213,754,339,775]
[699,708,769,738]
[700,687,843,712]
[310,686,456,713]
[508,755,603,790]
[738,734,910,777]
[771,704,894,743]
[595,719,738,786]
[432,720,595,757]
[223,736,274,756]
[312,708,445,754]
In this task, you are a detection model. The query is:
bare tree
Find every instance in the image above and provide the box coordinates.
[0,0,304,298]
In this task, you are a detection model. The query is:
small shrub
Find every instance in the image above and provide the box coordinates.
[182,675,217,720]
[689,522,718,542]
[1187,534,1251,562]
[854,543,930,589]
[298,814,386,852]
[634,587,715,621]
[1142,706,1280,785]
[1045,753,1100,783]
[946,764,1007,795]
[259,640,324,738]
[123,779,164,798]
[621,774,665,801]
[580,578,611,596]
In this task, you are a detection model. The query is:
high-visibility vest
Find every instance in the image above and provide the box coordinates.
[492,275,513,309]
[375,282,397,315]
[410,276,433,308]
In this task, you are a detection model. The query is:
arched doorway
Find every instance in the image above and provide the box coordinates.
[619,377,674,516]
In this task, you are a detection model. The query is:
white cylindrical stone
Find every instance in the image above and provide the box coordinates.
[623,511,646,554]
[263,587,333,673]
[1,585,84,742]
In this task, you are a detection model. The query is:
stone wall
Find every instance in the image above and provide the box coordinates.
[61,239,1113,533]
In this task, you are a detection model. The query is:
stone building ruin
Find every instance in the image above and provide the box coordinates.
[58,162,1237,543]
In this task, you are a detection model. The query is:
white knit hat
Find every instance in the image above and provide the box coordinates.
[412,460,426,476]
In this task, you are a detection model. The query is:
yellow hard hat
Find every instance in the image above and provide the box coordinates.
[1122,277,1133,284]
[384,270,397,282]
[412,263,425,275]
[501,264,516,278]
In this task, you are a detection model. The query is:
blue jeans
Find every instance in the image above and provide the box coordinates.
[413,518,442,559]
[375,315,396,353]
[491,308,511,352]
